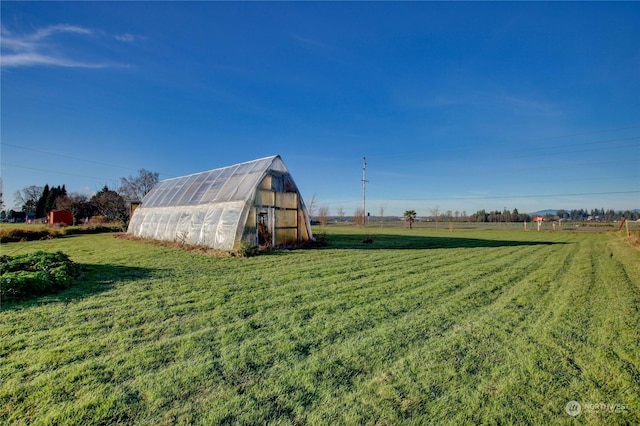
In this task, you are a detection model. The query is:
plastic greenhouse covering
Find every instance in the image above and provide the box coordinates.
[128,155,313,250]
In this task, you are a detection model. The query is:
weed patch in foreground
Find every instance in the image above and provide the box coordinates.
[0,251,80,302]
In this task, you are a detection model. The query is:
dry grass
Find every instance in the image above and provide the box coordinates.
[113,233,237,257]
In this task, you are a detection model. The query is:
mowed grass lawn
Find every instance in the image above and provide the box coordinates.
[1,227,638,425]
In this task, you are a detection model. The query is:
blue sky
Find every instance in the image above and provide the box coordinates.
[2,1,639,216]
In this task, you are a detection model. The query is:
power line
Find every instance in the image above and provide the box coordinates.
[1,163,115,182]
[2,142,142,172]
[316,188,640,207]
[487,158,639,173]
[519,142,639,159]
[372,190,640,202]
[515,124,640,143]
[526,136,639,151]
[370,126,640,161]
[374,159,639,181]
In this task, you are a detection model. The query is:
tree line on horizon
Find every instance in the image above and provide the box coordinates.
[468,208,639,223]
[311,206,639,225]
[1,169,159,224]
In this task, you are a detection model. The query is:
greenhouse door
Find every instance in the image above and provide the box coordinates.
[257,208,274,247]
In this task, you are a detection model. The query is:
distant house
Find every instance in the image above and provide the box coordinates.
[10,211,27,223]
[48,210,74,226]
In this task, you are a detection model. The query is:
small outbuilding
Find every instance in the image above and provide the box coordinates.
[127,155,314,250]
[48,210,74,226]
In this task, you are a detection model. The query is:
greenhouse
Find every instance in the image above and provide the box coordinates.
[127,155,314,250]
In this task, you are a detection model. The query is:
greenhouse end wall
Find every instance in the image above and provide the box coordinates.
[241,173,313,248]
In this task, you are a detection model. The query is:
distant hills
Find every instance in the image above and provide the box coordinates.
[529,209,559,216]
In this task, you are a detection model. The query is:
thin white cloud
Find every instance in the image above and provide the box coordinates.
[2,52,110,68]
[289,33,349,63]
[290,34,331,50]
[1,34,36,52]
[484,91,562,117]
[115,33,145,43]
[1,23,127,68]
[30,24,93,40]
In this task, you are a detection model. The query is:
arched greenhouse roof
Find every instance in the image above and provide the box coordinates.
[141,155,289,208]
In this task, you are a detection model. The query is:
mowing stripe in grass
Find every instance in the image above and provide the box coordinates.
[1,230,638,425]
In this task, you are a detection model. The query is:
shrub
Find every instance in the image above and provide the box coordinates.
[313,231,329,246]
[625,231,640,248]
[235,241,259,257]
[62,224,121,235]
[91,216,108,224]
[0,229,57,243]
[0,251,80,302]
[0,224,121,243]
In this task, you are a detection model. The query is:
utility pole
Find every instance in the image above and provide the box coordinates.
[362,156,368,226]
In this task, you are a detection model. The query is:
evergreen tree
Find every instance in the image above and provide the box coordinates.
[511,208,521,222]
[36,185,50,218]
[35,185,69,217]
[45,186,58,213]
[46,185,68,213]
[502,208,511,223]
[474,209,487,222]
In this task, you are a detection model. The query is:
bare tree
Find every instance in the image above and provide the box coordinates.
[119,169,159,202]
[318,205,330,226]
[429,205,440,228]
[353,207,365,226]
[0,178,4,211]
[336,206,345,221]
[306,193,317,220]
[56,193,93,225]
[14,185,43,213]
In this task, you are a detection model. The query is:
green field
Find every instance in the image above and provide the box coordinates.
[1,227,638,425]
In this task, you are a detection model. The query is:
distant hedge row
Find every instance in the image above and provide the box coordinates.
[0,224,121,243]
[0,251,80,302]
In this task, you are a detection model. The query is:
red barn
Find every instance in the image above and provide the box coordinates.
[48,210,74,226]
